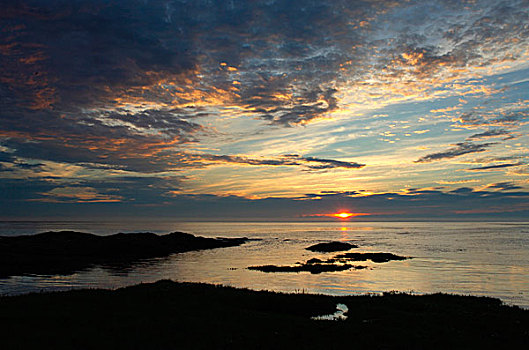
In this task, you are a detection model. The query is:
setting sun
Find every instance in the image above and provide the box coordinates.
[304,211,371,219]
[333,212,354,219]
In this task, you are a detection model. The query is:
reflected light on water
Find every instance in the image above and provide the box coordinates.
[1,221,529,308]
[339,228,351,241]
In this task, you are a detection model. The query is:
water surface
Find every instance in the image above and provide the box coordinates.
[1,221,528,308]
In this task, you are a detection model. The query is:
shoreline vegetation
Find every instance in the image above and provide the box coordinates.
[0,231,248,278]
[1,280,528,349]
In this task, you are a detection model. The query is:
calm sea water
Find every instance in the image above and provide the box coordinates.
[1,221,528,308]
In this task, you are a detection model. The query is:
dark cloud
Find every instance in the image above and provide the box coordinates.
[197,153,365,170]
[0,150,15,163]
[485,182,523,191]
[244,87,339,126]
[466,129,511,140]
[0,0,198,109]
[0,148,44,171]
[0,0,379,122]
[304,191,359,198]
[467,162,524,171]
[0,163,13,172]
[0,0,383,178]
[441,1,529,67]
[368,0,529,90]
[0,106,203,172]
[1,0,529,219]
[199,154,300,167]
[3,182,529,220]
[13,162,44,169]
[301,156,365,169]
[456,110,529,128]
[450,187,474,194]
[94,108,204,138]
[0,175,187,207]
[2,0,528,123]
[415,142,496,163]
[457,112,484,127]
[470,155,529,164]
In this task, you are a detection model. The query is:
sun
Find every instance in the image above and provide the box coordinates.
[332,212,354,219]
[303,211,370,219]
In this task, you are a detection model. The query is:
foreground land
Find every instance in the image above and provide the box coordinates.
[1,280,528,349]
[0,231,247,277]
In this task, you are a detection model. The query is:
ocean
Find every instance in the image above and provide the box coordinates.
[1,221,528,308]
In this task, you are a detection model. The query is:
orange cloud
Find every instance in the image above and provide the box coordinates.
[31,186,123,203]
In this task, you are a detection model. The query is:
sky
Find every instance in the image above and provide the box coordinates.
[1,0,529,220]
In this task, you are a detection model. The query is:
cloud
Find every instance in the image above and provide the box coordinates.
[414,142,496,163]
[450,187,474,194]
[0,163,13,172]
[0,0,382,177]
[466,129,511,140]
[33,186,123,203]
[196,153,365,170]
[467,162,524,171]
[0,107,204,172]
[437,179,479,185]
[0,0,378,124]
[96,108,205,138]
[4,0,526,129]
[303,190,359,198]
[297,156,365,169]
[469,155,529,164]
[2,0,529,218]
[3,182,529,220]
[250,88,339,126]
[454,109,529,129]
[0,175,188,208]
[0,0,199,110]
[484,182,523,191]
[199,154,300,167]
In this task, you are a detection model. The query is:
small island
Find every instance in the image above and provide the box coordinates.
[248,262,366,274]
[333,252,410,263]
[0,231,248,278]
[249,250,409,274]
[305,241,358,252]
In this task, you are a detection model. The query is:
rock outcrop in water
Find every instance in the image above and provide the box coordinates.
[248,253,369,274]
[248,250,410,274]
[305,241,358,252]
[333,252,409,263]
[0,231,247,278]
[248,263,366,274]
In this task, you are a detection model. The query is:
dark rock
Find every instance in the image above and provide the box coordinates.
[333,252,409,263]
[306,258,324,264]
[305,242,358,252]
[0,231,247,278]
[248,263,366,274]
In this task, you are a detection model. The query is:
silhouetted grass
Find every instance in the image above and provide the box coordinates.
[1,280,528,349]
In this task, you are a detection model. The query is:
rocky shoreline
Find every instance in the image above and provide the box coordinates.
[0,231,248,278]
